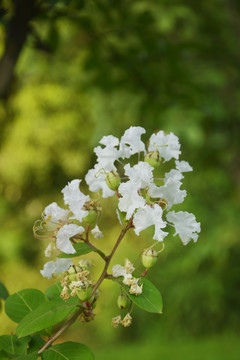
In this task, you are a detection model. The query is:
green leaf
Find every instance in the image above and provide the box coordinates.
[45,283,62,300]
[15,352,39,360]
[27,334,45,354]
[0,350,8,359]
[0,335,30,356]
[0,282,9,300]
[114,278,163,314]
[45,283,80,306]
[5,289,45,323]
[59,242,94,258]
[16,300,78,338]
[42,341,94,360]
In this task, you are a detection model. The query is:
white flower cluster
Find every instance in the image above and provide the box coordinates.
[86,126,201,244]
[36,126,200,279]
[38,180,101,279]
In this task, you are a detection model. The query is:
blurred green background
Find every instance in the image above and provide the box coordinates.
[0,0,240,359]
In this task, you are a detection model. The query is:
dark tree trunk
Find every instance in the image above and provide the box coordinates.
[0,0,37,99]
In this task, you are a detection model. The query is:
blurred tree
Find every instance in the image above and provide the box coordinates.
[0,0,240,339]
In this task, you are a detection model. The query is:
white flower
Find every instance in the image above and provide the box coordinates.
[62,179,90,221]
[112,264,126,278]
[133,204,168,241]
[149,170,186,209]
[175,160,193,173]
[91,225,104,239]
[166,211,201,245]
[124,161,154,189]
[94,135,119,171]
[99,135,119,148]
[119,126,146,158]
[148,131,181,162]
[43,202,69,231]
[129,279,143,295]
[56,224,84,254]
[164,169,184,182]
[112,259,137,287]
[40,258,72,279]
[85,164,115,198]
[118,181,146,219]
[44,202,69,221]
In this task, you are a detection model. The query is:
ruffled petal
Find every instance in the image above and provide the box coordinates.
[166,211,201,245]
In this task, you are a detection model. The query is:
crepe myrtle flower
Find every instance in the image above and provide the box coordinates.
[34,179,101,259]
[84,126,200,233]
[40,258,73,279]
[35,126,201,284]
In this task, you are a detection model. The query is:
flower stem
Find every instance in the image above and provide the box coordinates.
[38,307,83,355]
[38,223,132,354]
[91,223,131,296]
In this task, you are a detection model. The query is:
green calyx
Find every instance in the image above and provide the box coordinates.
[142,248,158,269]
[77,286,92,301]
[105,171,121,191]
[117,294,130,309]
[144,151,161,168]
[82,208,98,226]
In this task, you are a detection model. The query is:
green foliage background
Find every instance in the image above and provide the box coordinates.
[0,0,240,358]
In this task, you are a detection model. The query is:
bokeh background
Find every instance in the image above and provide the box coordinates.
[0,1,240,359]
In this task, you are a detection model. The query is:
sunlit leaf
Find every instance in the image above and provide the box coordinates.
[27,334,45,354]
[15,351,39,359]
[0,282,9,300]
[113,277,163,313]
[0,335,30,356]
[16,301,78,338]
[45,283,79,305]
[5,289,45,323]
[42,341,94,360]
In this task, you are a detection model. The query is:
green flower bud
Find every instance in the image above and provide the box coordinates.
[68,266,76,275]
[106,171,121,191]
[78,259,91,271]
[142,248,158,269]
[117,294,130,309]
[75,265,81,272]
[68,274,76,282]
[144,151,161,168]
[77,286,92,301]
[82,208,98,226]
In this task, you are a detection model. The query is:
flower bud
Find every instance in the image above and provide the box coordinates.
[68,274,76,282]
[82,208,98,226]
[68,265,76,275]
[106,171,121,191]
[117,294,130,309]
[68,266,76,281]
[78,259,91,271]
[77,286,92,301]
[141,248,158,269]
[144,151,161,168]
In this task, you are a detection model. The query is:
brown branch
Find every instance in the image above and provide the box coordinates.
[38,307,83,355]
[38,223,132,354]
